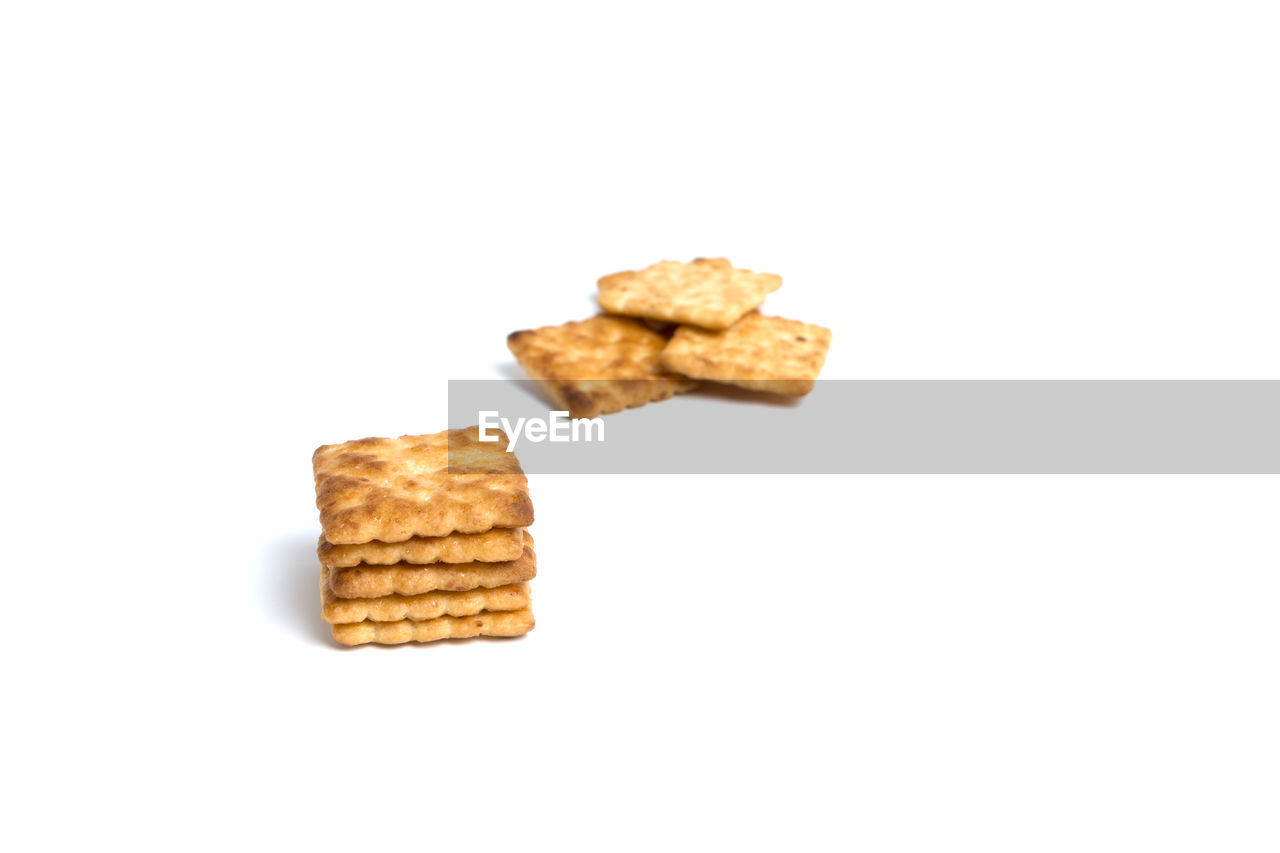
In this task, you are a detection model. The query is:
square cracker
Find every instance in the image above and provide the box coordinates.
[328,539,538,598]
[331,608,535,646]
[596,258,782,330]
[321,574,531,624]
[507,314,698,418]
[659,313,832,396]
[313,426,533,545]
[317,527,525,569]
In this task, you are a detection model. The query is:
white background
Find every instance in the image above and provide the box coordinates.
[2,2,1278,850]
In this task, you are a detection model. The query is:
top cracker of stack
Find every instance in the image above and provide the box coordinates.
[508,258,831,417]
[313,426,536,646]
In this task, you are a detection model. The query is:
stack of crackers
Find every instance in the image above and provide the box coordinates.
[313,426,536,647]
[508,258,831,417]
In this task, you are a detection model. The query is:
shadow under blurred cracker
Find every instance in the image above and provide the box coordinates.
[686,381,807,408]
[498,363,559,409]
[501,362,808,414]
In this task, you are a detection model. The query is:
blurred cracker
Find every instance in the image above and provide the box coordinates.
[507,314,697,418]
[596,258,781,330]
[660,313,832,396]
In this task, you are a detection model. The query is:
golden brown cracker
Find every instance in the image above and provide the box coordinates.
[331,608,535,646]
[507,314,697,418]
[317,527,524,568]
[327,540,538,598]
[659,313,832,396]
[596,258,782,330]
[321,574,530,624]
[313,427,533,545]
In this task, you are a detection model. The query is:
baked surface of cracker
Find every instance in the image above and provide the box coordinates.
[313,427,533,545]
[659,313,832,395]
[597,258,781,330]
[318,527,524,568]
[507,314,697,418]
[328,540,538,598]
[321,575,531,624]
[332,608,535,646]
